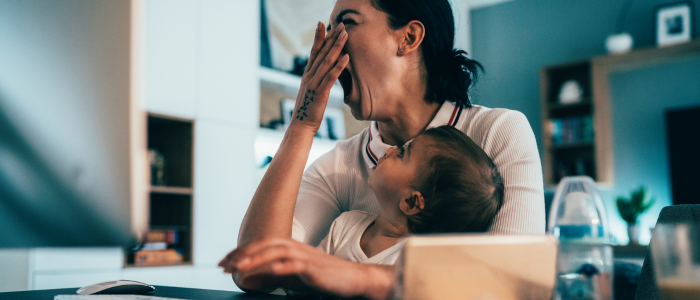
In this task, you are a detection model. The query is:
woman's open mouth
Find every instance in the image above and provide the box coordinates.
[338,68,353,103]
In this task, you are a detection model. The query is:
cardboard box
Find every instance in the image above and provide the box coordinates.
[399,235,558,300]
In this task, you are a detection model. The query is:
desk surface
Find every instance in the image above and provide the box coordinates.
[0,286,287,300]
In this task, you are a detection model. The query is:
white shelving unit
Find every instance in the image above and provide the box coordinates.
[255,127,338,169]
[259,66,345,105]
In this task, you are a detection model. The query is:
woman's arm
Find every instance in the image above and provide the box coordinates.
[237,21,349,248]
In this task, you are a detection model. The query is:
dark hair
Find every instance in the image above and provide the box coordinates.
[407,125,504,234]
[371,0,483,108]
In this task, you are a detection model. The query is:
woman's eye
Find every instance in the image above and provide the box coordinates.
[398,147,405,158]
[341,19,356,25]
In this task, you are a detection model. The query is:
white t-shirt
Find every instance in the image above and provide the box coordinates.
[293,101,545,247]
[316,211,406,265]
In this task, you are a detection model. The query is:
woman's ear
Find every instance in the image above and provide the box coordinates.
[397,20,425,56]
[400,192,425,216]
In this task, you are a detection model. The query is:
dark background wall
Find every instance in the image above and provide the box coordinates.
[470,0,700,243]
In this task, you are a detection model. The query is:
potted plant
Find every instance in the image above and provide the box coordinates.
[616,186,655,245]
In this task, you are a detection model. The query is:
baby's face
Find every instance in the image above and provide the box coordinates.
[369,135,431,206]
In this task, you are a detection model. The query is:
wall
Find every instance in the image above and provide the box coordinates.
[471,0,700,243]
[607,57,700,243]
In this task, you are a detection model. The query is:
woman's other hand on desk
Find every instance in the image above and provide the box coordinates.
[218,238,395,300]
[289,21,349,136]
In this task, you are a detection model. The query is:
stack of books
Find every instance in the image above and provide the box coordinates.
[134,229,183,266]
[546,116,594,145]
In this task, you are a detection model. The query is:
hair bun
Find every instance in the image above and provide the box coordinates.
[430,49,483,108]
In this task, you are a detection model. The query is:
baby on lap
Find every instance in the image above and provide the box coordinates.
[317,125,504,265]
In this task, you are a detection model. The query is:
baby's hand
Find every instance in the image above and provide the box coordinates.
[290,22,349,134]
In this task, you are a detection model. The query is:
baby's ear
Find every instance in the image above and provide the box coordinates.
[400,192,425,216]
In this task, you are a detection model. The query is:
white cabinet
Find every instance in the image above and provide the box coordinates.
[193,121,256,266]
[145,0,199,118]
[33,272,122,291]
[29,248,123,290]
[121,266,195,288]
[31,248,123,272]
[197,0,260,127]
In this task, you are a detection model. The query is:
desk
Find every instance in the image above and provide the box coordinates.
[0,286,286,300]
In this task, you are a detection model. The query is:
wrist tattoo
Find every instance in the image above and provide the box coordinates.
[296,89,315,120]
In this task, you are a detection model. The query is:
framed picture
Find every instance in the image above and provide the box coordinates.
[656,2,694,46]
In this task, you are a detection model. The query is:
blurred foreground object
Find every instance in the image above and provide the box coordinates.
[651,224,700,300]
[0,0,136,247]
[549,176,613,300]
[397,235,557,300]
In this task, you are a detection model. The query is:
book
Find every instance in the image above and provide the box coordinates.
[134,249,183,266]
[143,230,178,245]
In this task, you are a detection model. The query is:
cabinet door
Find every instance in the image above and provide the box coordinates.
[197,0,260,126]
[31,248,123,272]
[121,266,195,288]
[193,121,256,266]
[193,267,240,291]
[30,248,123,290]
[33,272,121,290]
[145,0,198,118]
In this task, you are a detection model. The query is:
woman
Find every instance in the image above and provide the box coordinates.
[221,0,544,298]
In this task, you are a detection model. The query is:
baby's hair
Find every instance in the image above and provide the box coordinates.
[407,125,504,234]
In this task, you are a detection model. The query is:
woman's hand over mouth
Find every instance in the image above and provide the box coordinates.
[290,21,349,135]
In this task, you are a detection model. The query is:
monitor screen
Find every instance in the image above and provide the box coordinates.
[0,0,135,247]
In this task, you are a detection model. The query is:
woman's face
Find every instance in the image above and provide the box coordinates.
[329,0,403,121]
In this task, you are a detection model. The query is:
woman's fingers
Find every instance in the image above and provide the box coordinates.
[319,54,349,93]
[271,259,309,276]
[314,30,347,86]
[305,22,326,74]
[236,240,315,273]
[220,238,304,273]
[219,248,244,272]
[307,22,345,77]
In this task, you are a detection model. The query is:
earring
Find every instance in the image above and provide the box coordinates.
[399,48,404,52]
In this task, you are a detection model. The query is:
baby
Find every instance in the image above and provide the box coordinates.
[316,125,504,264]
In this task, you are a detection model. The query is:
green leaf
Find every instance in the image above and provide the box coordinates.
[615,186,655,224]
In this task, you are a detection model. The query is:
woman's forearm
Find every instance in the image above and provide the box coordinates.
[238,126,316,247]
[358,265,397,300]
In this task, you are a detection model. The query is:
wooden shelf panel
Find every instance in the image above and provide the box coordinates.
[547,99,592,111]
[148,225,191,231]
[550,142,594,151]
[150,186,193,195]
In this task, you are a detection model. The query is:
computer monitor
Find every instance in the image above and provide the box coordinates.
[0,0,136,247]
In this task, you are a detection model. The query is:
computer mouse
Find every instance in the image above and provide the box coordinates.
[76,280,155,295]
